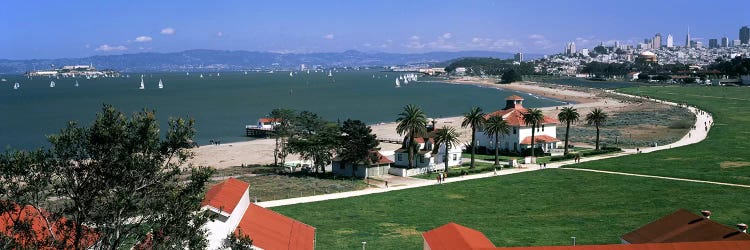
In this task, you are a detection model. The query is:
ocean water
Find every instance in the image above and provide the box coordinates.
[0,71,563,149]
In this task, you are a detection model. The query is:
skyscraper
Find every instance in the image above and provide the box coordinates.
[514,52,523,62]
[721,36,729,47]
[652,33,662,49]
[685,27,691,48]
[666,34,674,48]
[708,39,718,49]
[741,26,750,45]
[566,42,576,55]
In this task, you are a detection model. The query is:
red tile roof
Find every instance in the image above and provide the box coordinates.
[506,95,525,100]
[485,108,558,127]
[621,209,750,244]
[422,222,496,250]
[201,178,250,214]
[487,241,750,250]
[0,202,99,249]
[520,135,560,145]
[235,203,315,250]
[259,118,281,123]
[373,151,394,164]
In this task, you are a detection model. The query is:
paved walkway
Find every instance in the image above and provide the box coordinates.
[257,90,719,208]
[561,168,750,188]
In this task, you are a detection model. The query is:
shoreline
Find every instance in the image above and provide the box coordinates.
[188,77,629,169]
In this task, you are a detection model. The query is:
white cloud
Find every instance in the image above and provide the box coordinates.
[216,32,224,37]
[94,44,127,52]
[134,36,152,42]
[410,35,420,40]
[529,34,546,40]
[84,44,90,48]
[323,34,334,40]
[442,33,453,39]
[161,27,175,35]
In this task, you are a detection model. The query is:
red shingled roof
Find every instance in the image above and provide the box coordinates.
[235,203,315,250]
[487,241,750,250]
[506,95,525,100]
[422,222,496,250]
[621,209,750,244]
[520,135,560,145]
[259,118,281,123]
[0,202,99,249]
[201,178,250,214]
[485,108,558,127]
[372,151,394,164]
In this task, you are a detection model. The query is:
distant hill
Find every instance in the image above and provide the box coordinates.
[0,50,542,74]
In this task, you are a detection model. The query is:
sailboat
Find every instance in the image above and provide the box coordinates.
[139,76,145,90]
[289,71,294,77]
[186,72,190,76]
[395,78,401,88]
[217,72,221,77]
[158,79,164,89]
[244,71,248,75]
[50,81,55,88]
[200,74,204,78]
[0,78,6,82]
[74,80,79,87]
[328,70,333,77]
[13,82,20,90]
[307,70,310,74]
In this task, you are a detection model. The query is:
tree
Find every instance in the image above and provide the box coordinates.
[484,115,511,166]
[223,231,253,250]
[269,108,296,171]
[395,105,427,168]
[338,119,379,170]
[585,108,609,150]
[289,113,340,174]
[433,126,461,172]
[522,108,545,157]
[501,69,522,83]
[557,107,580,155]
[461,107,486,169]
[41,105,213,250]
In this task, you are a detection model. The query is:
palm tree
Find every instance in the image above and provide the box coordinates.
[522,108,545,158]
[461,107,485,169]
[557,107,580,155]
[585,108,608,150]
[484,115,511,166]
[434,126,461,172]
[396,104,427,168]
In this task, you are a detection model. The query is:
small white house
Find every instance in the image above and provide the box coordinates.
[332,151,393,178]
[393,129,463,172]
[476,95,560,154]
[201,178,251,250]
[256,117,281,129]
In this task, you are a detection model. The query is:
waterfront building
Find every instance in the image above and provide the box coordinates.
[722,36,729,47]
[652,33,662,49]
[393,128,463,173]
[666,34,674,48]
[333,151,394,178]
[709,39,719,49]
[741,26,749,45]
[476,95,559,154]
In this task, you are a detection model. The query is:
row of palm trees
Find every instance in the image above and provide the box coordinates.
[396,104,608,172]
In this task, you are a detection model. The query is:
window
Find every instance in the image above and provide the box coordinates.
[397,153,402,161]
[419,157,424,163]
[339,163,345,169]
[513,127,517,134]
[453,154,457,161]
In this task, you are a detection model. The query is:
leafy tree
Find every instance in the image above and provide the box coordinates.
[289,113,340,174]
[223,231,253,250]
[557,107,580,155]
[522,108,545,157]
[433,126,461,172]
[585,108,609,150]
[461,107,486,169]
[395,105,427,168]
[501,69,522,83]
[338,119,379,170]
[484,115,511,166]
[270,108,297,171]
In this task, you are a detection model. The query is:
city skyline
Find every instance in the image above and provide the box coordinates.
[1,0,749,59]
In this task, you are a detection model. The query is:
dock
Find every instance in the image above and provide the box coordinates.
[245,125,275,137]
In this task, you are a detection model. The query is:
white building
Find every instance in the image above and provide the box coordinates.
[476,95,559,154]
[332,151,393,178]
[256,117,280,129]
[393,130,463,172]
[667,34,674,48]
[201,178,251,250]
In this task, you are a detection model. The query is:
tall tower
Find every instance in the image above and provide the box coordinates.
[741,26,750,45]
[652,33,662,49]
[685,27,691,48]
[721,36,729,47]
[566,42,576,55]
[666,34,674,48]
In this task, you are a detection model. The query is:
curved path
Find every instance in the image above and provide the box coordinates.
[257,90,720,208]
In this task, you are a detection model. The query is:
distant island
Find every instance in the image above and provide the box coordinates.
[25,64,120,78]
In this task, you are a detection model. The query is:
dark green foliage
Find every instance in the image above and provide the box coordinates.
[396,105,427,169]
[501,69,522,83]
[223,230,253,250]
[445,57,536,76]
[338,119,379,165]
[462,107,486,168]
[709,56,750,77]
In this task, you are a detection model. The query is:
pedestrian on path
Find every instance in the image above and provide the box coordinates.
[436,175,441,184]
[442,172,446,182]
[385,181,388,188]
[543,163,547,169]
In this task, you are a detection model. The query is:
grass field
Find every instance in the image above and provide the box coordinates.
[568,86,750,185]
[270,86,750,249]
[273,169,750,249]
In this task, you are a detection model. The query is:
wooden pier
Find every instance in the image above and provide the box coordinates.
[245,126,275,138]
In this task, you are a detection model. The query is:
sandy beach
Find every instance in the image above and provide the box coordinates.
[188,77,635,169]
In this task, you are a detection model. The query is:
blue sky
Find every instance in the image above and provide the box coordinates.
[1,0,748,59]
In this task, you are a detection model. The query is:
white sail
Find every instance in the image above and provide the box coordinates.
[1,78,6,82]
[217,72,220,77]
[395,79,401,88]
[290,71,294,77]
[75,80,79,87]
[13,82,20,90]
[307,70,310,74]
[186,72,190,76]
[328,70,332,77]
[158,79,164,89]
[404,78,409,84]
[200,74,204,78]
[244,71,248,75]
[139,76,145,90]
[50,81,55,88]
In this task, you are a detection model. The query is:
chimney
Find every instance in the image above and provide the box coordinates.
[700,210,711,219]
[738,223,748,233]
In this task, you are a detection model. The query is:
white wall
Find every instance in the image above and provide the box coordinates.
[477,124,557,152]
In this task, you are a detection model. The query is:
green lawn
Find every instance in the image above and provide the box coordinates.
[271,86,750,249]
[273,170,750,249]
[567,86,750,185]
